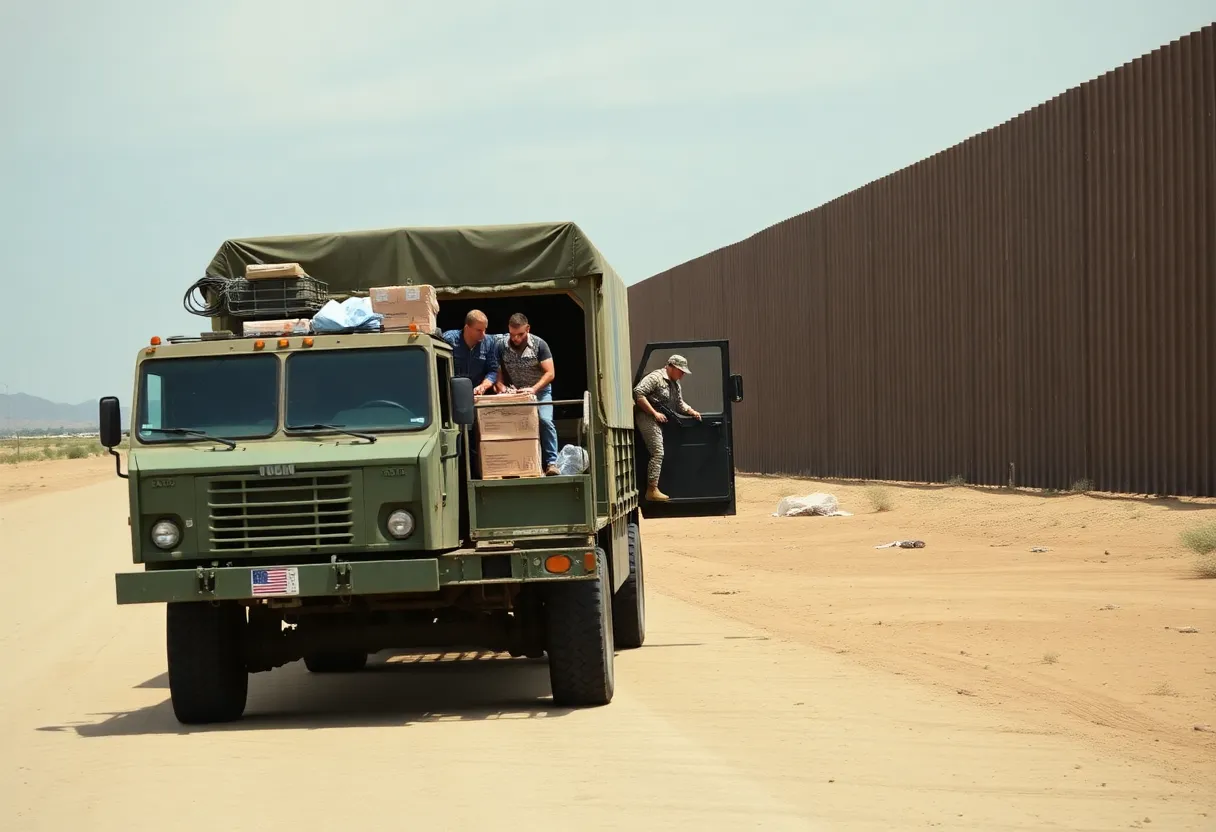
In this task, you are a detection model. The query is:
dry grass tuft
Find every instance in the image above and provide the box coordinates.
[865,485,894,513]
[1193,553,1216,580]
[1180,523,1216,556]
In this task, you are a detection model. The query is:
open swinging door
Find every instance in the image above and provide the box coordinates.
[633,340,743,518]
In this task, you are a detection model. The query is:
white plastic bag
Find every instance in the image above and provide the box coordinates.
[312,297,383,333]
[556,444,589,476]
[773,493,852,517]
[343,296,381,331]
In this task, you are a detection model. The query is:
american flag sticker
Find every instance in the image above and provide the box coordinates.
[251,567,300,597]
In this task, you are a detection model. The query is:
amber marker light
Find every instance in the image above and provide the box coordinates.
[254,340,265,350]
[278,338,290,348]
[583,552,596,572]
[302,337,314,347]
[545,555,572,574]
[149,336,161,346]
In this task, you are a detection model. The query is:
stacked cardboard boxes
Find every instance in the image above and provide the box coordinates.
[476,392,542,479]
[369,284,440,332]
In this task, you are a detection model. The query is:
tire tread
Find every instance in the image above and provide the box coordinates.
[546,549,614,706]
[166,602,248,725]
[612,522,646,649]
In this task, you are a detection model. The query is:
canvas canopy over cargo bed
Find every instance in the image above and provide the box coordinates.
[205,221,625,298]
[204,221,635,429]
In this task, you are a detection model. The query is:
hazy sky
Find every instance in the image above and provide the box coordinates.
[2,1,1211,405]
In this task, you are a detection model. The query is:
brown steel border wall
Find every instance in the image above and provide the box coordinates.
[628,24,1215,496]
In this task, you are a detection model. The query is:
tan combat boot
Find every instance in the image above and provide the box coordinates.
[646,482,669,502]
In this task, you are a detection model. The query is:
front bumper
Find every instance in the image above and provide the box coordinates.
[115,546,599,605]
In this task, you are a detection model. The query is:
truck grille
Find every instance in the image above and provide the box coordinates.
[208,471,355,553]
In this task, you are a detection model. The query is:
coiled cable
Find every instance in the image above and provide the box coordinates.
[183,275,232,317]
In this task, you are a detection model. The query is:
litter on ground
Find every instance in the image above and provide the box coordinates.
[773,493,852,518]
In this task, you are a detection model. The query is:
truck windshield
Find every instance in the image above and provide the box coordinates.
[137,355,279,443]
[286,347,431,433]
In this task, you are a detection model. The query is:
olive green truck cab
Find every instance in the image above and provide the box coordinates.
[99,222,743,724]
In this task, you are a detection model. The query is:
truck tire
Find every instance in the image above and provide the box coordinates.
[612,521,646,649]
[166,601,248,725]
[304,651,369,673]
[545,548,615,707]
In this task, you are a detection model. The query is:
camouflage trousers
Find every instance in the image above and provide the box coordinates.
[635,411,664,483]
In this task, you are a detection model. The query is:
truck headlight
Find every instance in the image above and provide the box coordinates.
[151,519,181,549]
[387,509,415,539]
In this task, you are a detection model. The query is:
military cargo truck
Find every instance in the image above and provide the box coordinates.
[99,222,743,724]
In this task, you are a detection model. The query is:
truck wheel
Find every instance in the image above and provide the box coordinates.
[304,651,369,673]
[612,521,646,649]
[545,548,615,706]
[166,601,248,725]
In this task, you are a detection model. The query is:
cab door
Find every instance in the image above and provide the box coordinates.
[633,340,743,518]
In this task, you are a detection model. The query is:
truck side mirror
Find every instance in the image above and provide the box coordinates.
[730,374,744,403]
[99,396,123,448]
[450,378,475,426]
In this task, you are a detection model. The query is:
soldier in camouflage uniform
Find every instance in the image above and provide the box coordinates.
[633,354,701,502]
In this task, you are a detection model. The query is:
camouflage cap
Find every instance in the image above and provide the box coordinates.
[666,354,691,374]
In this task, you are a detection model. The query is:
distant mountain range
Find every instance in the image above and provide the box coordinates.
[0,393,129,434]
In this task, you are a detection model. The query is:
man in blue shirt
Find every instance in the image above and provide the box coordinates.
[441,310,498,396]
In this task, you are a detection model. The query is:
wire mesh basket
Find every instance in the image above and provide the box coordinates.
[224,276,329,319]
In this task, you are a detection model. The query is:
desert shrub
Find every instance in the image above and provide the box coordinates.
[1180,523,1216,556]
[865,485,894,512]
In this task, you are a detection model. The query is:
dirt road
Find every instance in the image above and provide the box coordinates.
[2,463,1213,830]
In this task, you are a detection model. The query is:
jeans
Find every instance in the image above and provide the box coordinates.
[536,384,558,468]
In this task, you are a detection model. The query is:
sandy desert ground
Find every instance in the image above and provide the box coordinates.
[1,456,1213,830]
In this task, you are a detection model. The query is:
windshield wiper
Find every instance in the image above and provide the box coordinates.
[287,423,377,444]
[143,427,237,450]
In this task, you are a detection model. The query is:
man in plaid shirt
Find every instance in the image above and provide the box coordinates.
[496,313,560,476]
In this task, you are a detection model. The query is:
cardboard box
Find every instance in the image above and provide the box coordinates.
[479,437,542,479]
[369,284,440,316]
[380,311,438,333]
[476,392,539,441]
[246,262,307,280]
[242,318,312,336]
